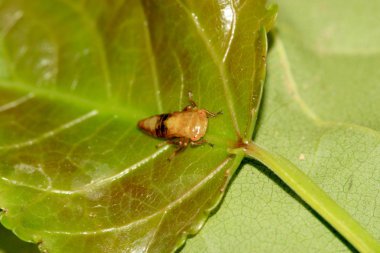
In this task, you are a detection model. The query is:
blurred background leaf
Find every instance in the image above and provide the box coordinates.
[184,0,380,252]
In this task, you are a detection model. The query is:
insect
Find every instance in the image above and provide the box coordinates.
[138,92,222,159]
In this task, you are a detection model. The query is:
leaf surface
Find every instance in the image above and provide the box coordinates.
[0,0,276,252]
[184,0,380,252]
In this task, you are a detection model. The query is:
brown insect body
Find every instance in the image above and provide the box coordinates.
[138,92,221,159]
[138,108,208,141]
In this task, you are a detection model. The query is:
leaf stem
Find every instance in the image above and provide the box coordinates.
[238,141,380,253]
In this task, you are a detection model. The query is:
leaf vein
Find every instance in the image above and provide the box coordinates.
[141,6,163,113]
[36,157,232,235]
[0,93,34,112]
[276,37,321,122]
[0,110,98,151]
[1,145,169,195]
[175,0,240,136]
[222,0,237,63]
[57,0,113,97]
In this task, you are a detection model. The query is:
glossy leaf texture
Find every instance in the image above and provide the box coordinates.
[184,0,380,252]
[0,0,277,252]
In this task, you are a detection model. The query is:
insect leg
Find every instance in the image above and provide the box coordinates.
[168,146,185,161]
[155,138,180,148]
[205,110,223,118]
[168,138,189,160]
[191,139,214,147]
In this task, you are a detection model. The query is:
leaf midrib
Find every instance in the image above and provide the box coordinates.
[0,80,145,121]
[0,80,240,144]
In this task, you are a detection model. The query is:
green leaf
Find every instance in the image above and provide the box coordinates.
[0,0,276,252]
[0,223,39,253]
[184,0,380,252]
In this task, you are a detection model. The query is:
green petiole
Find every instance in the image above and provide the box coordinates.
[232,141,380,253]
